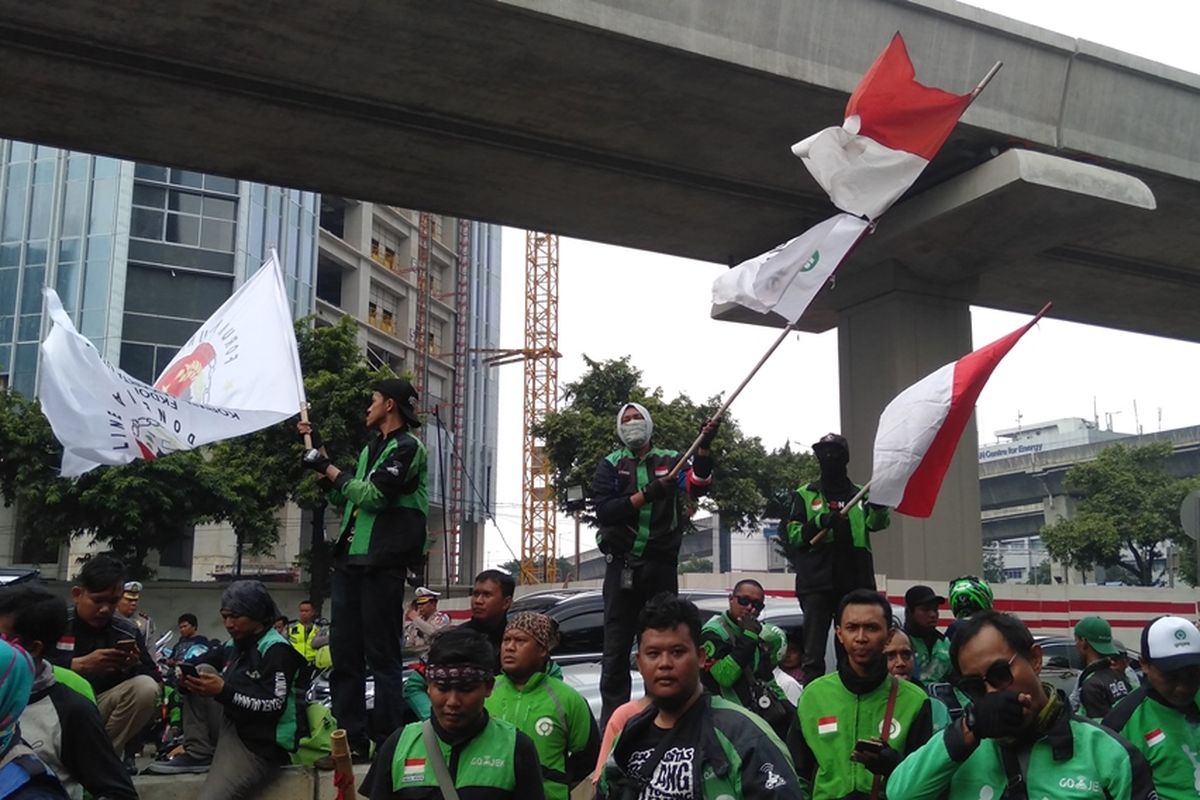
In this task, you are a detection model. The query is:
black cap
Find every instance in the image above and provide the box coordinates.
[812,433,849,453]
[375,378,421,428]
[905,585,946,608]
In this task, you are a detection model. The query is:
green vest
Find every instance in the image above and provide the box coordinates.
[255,629,300,753]
[338,431,428,557]
[796,672,929,800]
[52,666,95,703]
[700,612,787,703]
[787,484,888,550]
[390,716,519,792]
[484,672,591,800]
[1106,689,1200,800]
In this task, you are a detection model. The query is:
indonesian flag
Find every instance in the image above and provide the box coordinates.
[869,304,1051,516]
[1144,729,1166,747]
[711,213,870,322]
[792,33,972,220]
[817,716,838,735]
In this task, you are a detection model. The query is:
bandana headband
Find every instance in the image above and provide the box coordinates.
[426,663,493,687]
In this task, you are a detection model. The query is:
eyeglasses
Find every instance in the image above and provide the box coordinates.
[734,595,765,611]
[956,653,1018,700]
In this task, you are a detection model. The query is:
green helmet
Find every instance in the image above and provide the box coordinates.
[948,575,993,619]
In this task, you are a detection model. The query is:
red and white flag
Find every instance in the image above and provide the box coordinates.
[869,304,1051,517]
[792,33,972,220]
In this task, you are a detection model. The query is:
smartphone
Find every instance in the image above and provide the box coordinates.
[115,639,138,652]
[178,663,200,679]
[854,739,884,755]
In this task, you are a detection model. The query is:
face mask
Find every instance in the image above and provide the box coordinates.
[619,420,650,450]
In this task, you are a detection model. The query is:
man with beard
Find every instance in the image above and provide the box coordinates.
[1104,616,1200,800]
[599,593,800,800]
[783,434,889,684]
[591,402,719,725]
[889,610,1157,800]
[788,590,932,800]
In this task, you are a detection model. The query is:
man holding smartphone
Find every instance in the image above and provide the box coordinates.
[50,555,161,755]
[788,590,932,800]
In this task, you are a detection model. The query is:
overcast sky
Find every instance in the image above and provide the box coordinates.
[481,1,1200,567]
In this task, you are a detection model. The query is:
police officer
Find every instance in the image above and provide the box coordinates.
[115,581,155,645]
[287,599,326,691]
[590,401,718,726]
[298,377,428,760]
[362,627,545,800]
[784,433,889,684]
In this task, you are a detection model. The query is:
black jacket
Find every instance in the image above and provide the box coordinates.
[214,629,305,765]
[1076,658,1133,718]
[49,611,159,695]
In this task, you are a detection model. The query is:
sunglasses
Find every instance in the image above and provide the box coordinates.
[734,595,765,611]
[956,653,1018,700]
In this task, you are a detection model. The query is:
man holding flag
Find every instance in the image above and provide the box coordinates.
[298,377,428,759]
[783,434,890,684]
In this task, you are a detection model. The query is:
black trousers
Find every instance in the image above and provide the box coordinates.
[599,555,679,728]
[798,590,836,684]
[330,565,409,747]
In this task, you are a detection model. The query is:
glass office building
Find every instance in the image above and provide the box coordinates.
[0,139,317,393]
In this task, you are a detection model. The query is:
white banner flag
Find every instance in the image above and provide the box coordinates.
[711,213,869,323]
[38,253,306,477]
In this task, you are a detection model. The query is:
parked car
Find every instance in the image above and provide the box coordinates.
[1033,635,1142,697]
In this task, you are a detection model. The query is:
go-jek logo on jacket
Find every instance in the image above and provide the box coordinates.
[1058,775,1103,793]
[535,717,556,736]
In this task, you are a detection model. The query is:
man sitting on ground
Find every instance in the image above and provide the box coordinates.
[362,626,545,800]
[49,556,160,756]
[486,613,599,800]
[0,584,136,800]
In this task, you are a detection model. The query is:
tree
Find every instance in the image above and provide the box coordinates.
[678,557,713,574]
[982,546,1006,584]
[534,355,816,535]
[1040,442,1200,586]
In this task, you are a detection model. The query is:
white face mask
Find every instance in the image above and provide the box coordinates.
[619,420,650,450]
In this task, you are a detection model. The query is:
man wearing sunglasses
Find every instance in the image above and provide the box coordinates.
[889,610,1157,800]
[700,579,793,737]
[1103,615,1200,800]
[789,589,932,800]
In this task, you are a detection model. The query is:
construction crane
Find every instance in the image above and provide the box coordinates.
[479,231,560,584]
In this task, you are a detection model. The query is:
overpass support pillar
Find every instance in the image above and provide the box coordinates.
[837,291,981,582]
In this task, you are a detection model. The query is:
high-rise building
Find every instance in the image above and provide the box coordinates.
[0,139,501,582]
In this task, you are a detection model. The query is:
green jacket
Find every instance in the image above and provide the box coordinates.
[789,670,932,800]
[328,429,428,568]
[785,482,889,594]
[890,695,1158,800]
[910,630,951,688]
[1104,685,1200,800]
[367,714,545,800]
[599,693,801,800]
[700,612,787,706]
[484,671,600,800]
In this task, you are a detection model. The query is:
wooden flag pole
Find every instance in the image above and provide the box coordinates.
[969,62,1004,103]
[299,403,313,449]
[666,318,799,479]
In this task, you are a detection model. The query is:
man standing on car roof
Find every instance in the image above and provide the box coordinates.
[590,401,718,726]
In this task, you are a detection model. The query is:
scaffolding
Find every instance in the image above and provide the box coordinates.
[413,211,432,401]
[444,219,471,583]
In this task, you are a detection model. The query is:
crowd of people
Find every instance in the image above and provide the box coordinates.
[2,382,1199,800]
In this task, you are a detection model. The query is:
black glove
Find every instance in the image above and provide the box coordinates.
[854,742,902,776]
[298,424,323,449]
[697,418,720,449]
[739,615,763,635]
[817,511,839,530]
[641,477,677,503]
[302,448,331,475]
[966,690,1027,739]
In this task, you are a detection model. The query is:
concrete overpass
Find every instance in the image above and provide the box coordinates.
[3,0,1199,577]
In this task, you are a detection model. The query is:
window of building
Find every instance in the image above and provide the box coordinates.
[370,226,405,272]
[130,172,238,254]
[1002,568,1025,580]
[368,284,400,335]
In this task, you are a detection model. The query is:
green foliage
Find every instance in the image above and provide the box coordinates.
[1040,442,1200,586]
[982,547,1006,585]
[534,355,817,534]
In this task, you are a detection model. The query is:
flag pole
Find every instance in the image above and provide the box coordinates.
[666,319,799,479]
[968,62,1003,103]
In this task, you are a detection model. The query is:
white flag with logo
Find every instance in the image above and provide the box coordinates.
[711,213,869,323]
[38,252,306,476]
